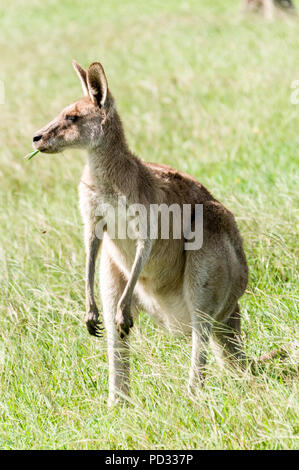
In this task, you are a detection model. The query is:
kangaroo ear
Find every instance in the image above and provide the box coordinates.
[87,62,108,107]
[72,60,88,97]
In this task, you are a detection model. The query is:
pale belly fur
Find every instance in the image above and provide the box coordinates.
[102,233,192,335]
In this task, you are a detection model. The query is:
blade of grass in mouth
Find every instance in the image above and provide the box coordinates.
[24,150,40,161]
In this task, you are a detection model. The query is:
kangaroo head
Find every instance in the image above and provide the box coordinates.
[33,61,113,153]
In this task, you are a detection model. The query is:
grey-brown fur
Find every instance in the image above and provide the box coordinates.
[243,0,295,18]
[33,61,248,405]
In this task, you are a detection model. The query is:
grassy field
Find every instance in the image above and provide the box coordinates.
[0,0,298,450]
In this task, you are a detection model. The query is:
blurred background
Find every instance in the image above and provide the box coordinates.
[0,0,298,450]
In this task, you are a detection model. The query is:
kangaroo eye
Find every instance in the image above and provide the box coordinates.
[66,115,78,122]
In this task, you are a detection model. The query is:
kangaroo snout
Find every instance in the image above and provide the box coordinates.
[32,130,47,151]
[32,121,59,153]
[33,134,42,142]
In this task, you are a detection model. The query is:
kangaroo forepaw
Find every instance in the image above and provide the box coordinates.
[115,303,133,338]
[85,306,104,337]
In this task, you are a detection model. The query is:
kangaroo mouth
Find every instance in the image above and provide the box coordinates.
[37,147,57,154]
[33,137,61,154]
[33,143,53,153]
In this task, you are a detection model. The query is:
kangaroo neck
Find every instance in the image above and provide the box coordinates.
[87,111,138,196]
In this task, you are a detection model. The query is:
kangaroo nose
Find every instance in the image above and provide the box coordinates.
[33,134,42,142]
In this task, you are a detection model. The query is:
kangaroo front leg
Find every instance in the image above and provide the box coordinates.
[115,239,153,338]
[85,225,102,336]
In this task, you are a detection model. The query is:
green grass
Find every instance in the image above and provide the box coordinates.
[24,150,39,161]
[0,0,298,449]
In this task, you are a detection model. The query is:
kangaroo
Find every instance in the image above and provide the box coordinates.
[33,61,248,405]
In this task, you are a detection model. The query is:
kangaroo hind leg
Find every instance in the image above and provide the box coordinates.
[100,246,140,406]
[213,303,247,369]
